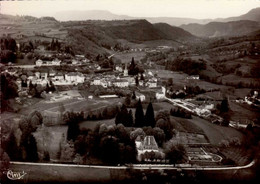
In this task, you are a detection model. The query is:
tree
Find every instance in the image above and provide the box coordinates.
[43,151,50,161]
[0,149,10,175]
[145,102,156,127]
[46,83,50,93]
[132,91,136,100]
[99,136,119,164]
[135,99,145,127]
[127,110,134,127]
[60,139,75,162]
[29,80,34,91]
[124,95,131,106]
[135,76,139,86]
[140,73,144,80]
[67,120,80,141]
[115,104,128,125]
[153,127,166,147]
[167,78,173,87]
[220,97,229,113]
[164,142,186,166]
[24,134,38,162]
[6,130,20,161]
[155,111,173,140]
[128,57,139,75]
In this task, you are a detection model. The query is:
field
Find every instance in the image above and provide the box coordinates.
[19,94,122,115]
[187,116,244,145]
[150,69,228,91]
[113,51,146,63]
[171,117,205,135]
[79,118,116,130]
[228,101,260,124]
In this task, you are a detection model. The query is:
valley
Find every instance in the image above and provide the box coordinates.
[1,5,260,184]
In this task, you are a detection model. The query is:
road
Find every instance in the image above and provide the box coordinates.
[10,160,255,171]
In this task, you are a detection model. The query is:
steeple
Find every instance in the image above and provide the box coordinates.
[124,63,128,76]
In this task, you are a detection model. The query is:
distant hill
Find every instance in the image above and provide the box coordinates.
[180,20,260,37]
[64,19,194,57]
[54,10,132,21]
[53,8,260,26]
[217,7,260,23]
[153,23,195,41]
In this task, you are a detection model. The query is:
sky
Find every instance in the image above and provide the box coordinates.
[1,0,260,19]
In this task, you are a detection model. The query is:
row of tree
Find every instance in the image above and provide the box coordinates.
[115,100,156,128]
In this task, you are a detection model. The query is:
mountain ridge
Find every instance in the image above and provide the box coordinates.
[53,7,260,26]
[180,20,260,37]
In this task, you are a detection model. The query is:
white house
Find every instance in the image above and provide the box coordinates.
[135,91,146,101]
[135,136,159,161]
[36,58,61,66]
[155,86,166,100]
[113,79,129,88]
[147,78,157,88]
[92,78,101,85]
[187,75,200,80]
[49,70,56,78]
[65,72,85,83]
[35,59,43,66]
[52,58,61,66]
[115,65,123,72]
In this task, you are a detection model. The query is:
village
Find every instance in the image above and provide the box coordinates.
[1,3,260,182]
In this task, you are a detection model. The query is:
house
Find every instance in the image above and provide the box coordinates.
[49,70,56,78]
[27,71,35,81]
[92,78,101,85]
[54,73,64,81]
[135,136,159,161]
[115,65,123,72]
[135,91,146,101]
[187,75,200,80]
[100,79,112,88]
[38,72,48,80]
[35,59,43,66]
[35,72,40,79]
[155,86,166,100]
[72,59,79,65]
[113,79,129,88]
[147,78,157,88]
[65,72,85,83]
[52,58,61,66]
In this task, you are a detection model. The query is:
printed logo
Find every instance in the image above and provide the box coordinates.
[6,170,27,180]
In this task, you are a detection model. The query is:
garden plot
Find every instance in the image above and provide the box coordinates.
[176,132,208,145]
[186,147,222,163]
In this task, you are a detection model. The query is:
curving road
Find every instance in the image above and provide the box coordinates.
[10,160,255,170]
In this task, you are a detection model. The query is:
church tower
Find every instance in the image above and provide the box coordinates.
[124,63,128,77]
